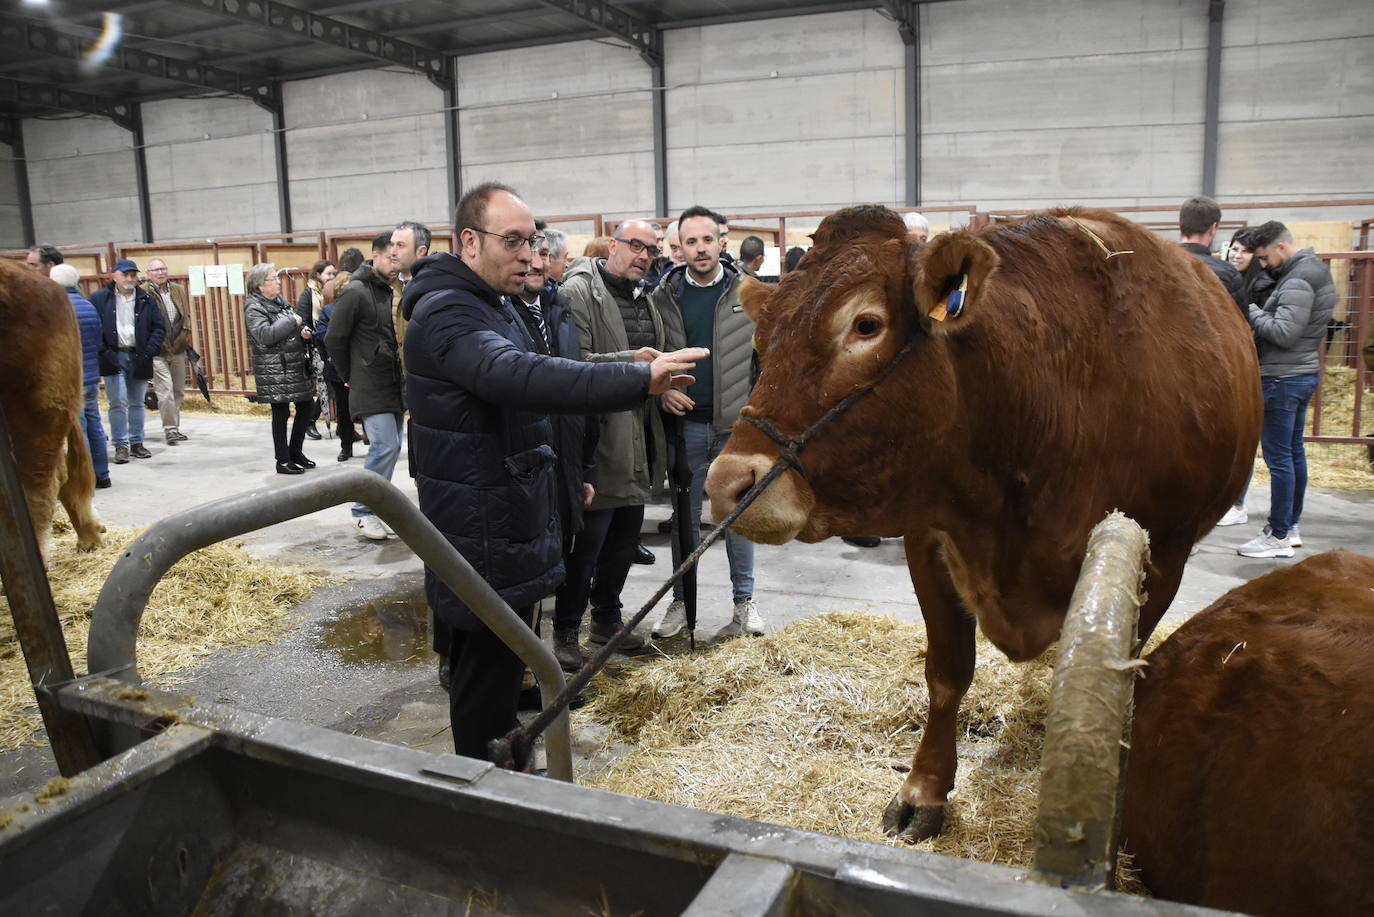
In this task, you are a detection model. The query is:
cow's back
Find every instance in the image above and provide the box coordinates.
[1123,550,1374,916]
[0,260,84,420]
[953,209,1260,550]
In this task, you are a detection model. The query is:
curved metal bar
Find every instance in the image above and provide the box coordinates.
[85,468,573,782]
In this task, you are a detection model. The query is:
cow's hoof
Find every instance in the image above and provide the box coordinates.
[881,792,945,841]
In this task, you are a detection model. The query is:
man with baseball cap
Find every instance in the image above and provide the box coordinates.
[90,259,165,463]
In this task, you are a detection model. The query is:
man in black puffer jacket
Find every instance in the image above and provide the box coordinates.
[91,259,164,463]
[403,182,706,761]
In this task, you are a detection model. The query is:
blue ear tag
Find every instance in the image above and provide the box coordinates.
[943,273,969,319]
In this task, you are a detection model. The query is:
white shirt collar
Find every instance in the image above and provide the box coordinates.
[685,264,725,288]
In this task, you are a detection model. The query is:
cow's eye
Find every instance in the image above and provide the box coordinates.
[854,316,882,337]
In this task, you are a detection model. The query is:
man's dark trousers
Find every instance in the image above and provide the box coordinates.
[447,603,536,759]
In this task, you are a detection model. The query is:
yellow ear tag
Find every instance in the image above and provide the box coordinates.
[929,273,969,322]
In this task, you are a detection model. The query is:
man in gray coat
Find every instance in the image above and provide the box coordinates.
[557,218,667,666]
[326,230,404,541]
[1236,220,1336,559]
[652,205,766,640]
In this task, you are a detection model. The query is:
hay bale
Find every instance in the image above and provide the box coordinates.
[577,610,1160,889]
[0,521,325,752]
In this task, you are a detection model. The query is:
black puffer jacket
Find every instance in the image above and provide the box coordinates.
[401,253,650,632]
[510,280,601,539]
[245,290,313,403]
[326,261,403,420]
[1181,242,1244,310]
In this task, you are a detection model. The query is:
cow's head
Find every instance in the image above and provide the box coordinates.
[705,205,998,544]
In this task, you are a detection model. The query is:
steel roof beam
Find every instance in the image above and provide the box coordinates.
[530,1,660,65]
[1,20,280,113]
[0,77,139,131]
[165,0,451,89]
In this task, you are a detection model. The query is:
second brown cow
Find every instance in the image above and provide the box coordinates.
[0,258,102,557]
[1124,550,1374,916]
[705,206,1260,840]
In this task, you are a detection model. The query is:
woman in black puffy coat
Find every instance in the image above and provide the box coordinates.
[244,262,316,474]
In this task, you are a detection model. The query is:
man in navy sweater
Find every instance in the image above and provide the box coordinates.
[652,205,767,640]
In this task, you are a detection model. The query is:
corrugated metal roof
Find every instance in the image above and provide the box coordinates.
[1,0,889,122]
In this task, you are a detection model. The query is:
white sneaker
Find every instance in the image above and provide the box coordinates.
[353,514,388,541]
[734,598,766,636]
[1217,505,1248,526]
[1261,524,1303,547]
[1237,530,1293,559]
[653,600,688,638]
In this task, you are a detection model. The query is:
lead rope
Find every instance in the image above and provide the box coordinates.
[489,338,919,772]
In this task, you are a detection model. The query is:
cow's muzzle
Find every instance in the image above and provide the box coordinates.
[706,452,816,545]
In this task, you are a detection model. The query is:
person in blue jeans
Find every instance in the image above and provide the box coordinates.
[1237,221,1336,559]
[54,264,111,488]
[653,205,765,639]
[89,258,164,465]
[325,230,405,541]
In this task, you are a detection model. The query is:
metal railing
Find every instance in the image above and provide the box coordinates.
[84,468,575,781]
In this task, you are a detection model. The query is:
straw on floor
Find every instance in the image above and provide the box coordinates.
[577,610,1162,889]
[0,519,325,752]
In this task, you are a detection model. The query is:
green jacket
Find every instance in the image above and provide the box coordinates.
[562,257,669,509]
[653,261,754,438]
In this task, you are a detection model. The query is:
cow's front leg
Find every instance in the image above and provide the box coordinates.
[883,534,977,841]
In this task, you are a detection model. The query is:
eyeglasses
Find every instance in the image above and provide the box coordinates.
[148,266,169,273]
[468,228,545,252]
[614,236,661,259]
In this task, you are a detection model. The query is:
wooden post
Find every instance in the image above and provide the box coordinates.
[1034,512,1148,888]
[0,402,101,776]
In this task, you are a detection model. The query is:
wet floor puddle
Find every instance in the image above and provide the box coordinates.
[317,595,436,665]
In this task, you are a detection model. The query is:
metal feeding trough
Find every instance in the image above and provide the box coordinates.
[0,405,1228,915]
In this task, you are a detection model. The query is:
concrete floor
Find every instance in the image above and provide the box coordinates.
[5,411,1374,802]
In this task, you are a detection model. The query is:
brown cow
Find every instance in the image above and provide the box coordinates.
[1123,550,1374,916]
[0,258,102,556]
[705,206,1260,840]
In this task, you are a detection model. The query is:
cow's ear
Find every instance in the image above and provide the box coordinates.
[738,274,774,321]
[914,232,999,332]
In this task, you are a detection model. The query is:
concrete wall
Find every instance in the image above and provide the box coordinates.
[0,143,22,249]
[1217,0,1374,201]
[921,0,1208,208]
[143,97,280,239]
[7,2,1372,244]
[24,115,138,245]
[284,69,448,232]
[663,9,905,214]
[458,40,655,219]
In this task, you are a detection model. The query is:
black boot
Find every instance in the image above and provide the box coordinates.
[553,628,586,672]
[304,423,322,440]
[290,453,317,469]
[337,443,353,462]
